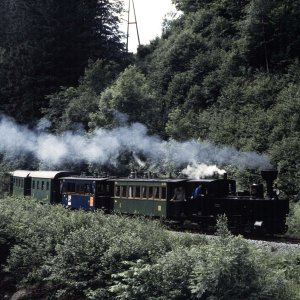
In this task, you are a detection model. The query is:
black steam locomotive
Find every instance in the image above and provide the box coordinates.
[2,169,289,235]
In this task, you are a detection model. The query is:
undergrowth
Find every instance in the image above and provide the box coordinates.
[0,196,298,299]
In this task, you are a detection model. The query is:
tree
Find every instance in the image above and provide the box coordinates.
[89,66,160,133]
[241,0,300,72]
[0,0,126,123]
[44,59,124,132]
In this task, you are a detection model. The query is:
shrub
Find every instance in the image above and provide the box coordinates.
[0,196,298,299]
[287,201,300,238]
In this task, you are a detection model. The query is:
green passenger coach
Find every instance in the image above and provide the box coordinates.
[12,170,31,197]
[112,179,187,218]
[31,171,75,204]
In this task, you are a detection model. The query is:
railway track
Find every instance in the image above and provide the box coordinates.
[245,234,300,245]
[167,222,300,250]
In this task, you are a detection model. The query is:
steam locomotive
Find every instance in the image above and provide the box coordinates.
[1,169,289,234]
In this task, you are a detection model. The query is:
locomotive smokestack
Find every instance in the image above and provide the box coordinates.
[261,169,278,199]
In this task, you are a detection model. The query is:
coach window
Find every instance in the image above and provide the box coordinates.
[154,187,160,199]
[41,181,45,190]
[32,180,35,189]
[67,182,75,193]
[106,184,110,193]
[135,186,141,198]
[128,186,134,198]
[75,184,82,194]
[61,182,66,193]
[148,187,153,199]
[121,186,127,198]
[161,187,166,200]
[115,185,120,197]
[46,182,49,190]
[142,187,147,198]
[85,184,92,194]
[37,181,40,190]
[79,184,85,194]
[21,179,23,188]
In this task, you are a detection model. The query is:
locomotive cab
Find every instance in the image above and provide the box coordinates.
[187,178,236,198]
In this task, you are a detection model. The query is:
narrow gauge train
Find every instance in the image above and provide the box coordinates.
[2,169,289,234]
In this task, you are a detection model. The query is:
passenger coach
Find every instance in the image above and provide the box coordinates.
[60,176,114,211]
[113,178,190,218]
[12,170,31,197]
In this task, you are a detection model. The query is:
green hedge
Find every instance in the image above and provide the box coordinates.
[0,196,299,299]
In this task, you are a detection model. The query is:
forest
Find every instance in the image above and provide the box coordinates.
[1,0,300,197]
[1,0,300,298]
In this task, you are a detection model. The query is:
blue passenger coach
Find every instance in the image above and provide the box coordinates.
[60,176,114,211]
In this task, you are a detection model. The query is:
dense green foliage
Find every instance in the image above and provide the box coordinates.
[43,59,127,132]
[86,0,300,195]
[287,201,300,238]
[1,0,300,194]
[0,196,299,299]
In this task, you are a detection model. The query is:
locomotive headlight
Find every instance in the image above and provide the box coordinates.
[254,221,263,227]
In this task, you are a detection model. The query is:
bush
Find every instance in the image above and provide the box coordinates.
[0,196,298,299]
[287,201,300,238]
[0,197,177,298]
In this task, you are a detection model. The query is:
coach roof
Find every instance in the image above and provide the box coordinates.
[30,171,74,179]
[12,170,31,178]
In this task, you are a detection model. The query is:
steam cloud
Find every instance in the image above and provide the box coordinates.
[0,115,271,173]
[182,163,226,179]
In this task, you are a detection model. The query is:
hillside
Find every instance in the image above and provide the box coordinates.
[1,0,300,195]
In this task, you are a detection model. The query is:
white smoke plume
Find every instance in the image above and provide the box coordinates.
[0,115,272,170]
[182,163,226,179]
[36,117,52,131]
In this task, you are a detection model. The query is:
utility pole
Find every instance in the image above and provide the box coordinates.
[126,0,140,52]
